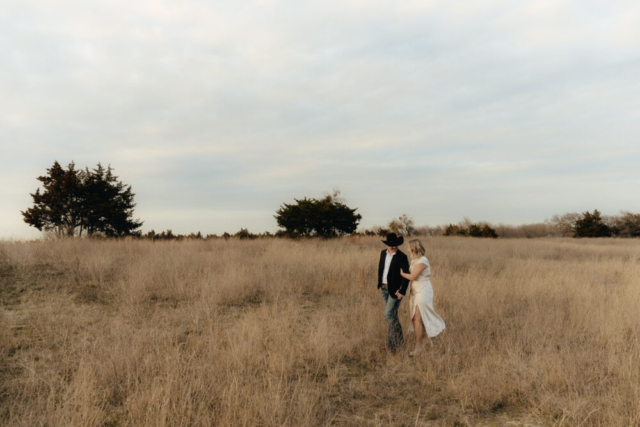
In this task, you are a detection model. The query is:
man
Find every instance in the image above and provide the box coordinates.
[377,232,410,352]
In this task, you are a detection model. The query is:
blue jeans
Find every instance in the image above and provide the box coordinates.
[381,288,403,349]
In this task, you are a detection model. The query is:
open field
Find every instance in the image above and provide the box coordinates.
[1,237,639,426]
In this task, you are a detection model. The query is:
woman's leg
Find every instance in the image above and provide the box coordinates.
[412,306,431,351]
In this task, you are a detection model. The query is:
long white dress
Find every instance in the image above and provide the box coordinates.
[408,256,446,337]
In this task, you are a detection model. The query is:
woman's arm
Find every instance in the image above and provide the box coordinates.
[400,263,426,281]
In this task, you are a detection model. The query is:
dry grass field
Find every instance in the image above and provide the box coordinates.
[1,237,639,426]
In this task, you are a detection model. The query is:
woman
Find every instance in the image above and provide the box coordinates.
[400,239,446,355]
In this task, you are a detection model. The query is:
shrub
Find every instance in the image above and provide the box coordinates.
[444,222,497,238]
[575,210,612,238]
[234,228,256,240]
[613,212,640,237]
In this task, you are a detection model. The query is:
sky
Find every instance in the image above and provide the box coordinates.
[1,0,639,239]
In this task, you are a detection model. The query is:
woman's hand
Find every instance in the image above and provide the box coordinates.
[402,263,426,281]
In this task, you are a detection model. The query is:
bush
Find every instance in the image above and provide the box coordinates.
[613,212,640,237]
[234,228,256,240]
[444,222,497,238]
[444,224,467,236]
[480,225,498,238]
[575,210,612,238]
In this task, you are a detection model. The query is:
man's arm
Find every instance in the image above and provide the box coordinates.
[377,251,384,288]
[398,254,410,295]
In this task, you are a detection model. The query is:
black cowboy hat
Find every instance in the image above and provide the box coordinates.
[381,233,404,246]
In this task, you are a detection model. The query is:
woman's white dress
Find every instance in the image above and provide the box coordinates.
[408,256,446,337]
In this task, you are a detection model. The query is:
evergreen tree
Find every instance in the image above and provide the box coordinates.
[480,224,498,238]
[22,161,142,237]
[22,161,84,237]
[275,191,361,238]
[468,224,483,237]
[575,210,611,238]
[82,164,142,237]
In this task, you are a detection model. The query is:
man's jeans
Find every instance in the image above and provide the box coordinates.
[381,288,403,349]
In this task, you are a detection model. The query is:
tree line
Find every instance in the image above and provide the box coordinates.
[547,210,640,238]
[21,161,640,240]
[360,210,640,239]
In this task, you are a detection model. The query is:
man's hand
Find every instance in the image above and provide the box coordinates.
[395,291,404,299]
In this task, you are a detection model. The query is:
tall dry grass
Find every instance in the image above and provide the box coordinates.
[1,237,639,426]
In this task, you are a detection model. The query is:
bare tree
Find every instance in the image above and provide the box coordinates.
[387,214,416,236]
[613,211,640,237]
[547,213,580,237]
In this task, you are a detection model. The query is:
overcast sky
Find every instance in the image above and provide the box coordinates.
[1,0,639,238]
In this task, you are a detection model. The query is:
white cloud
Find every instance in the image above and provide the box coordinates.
[1,0,639,237]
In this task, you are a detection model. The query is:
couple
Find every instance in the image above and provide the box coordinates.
[378,233,446,355]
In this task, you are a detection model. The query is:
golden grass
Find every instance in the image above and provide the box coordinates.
[1,237,639,426]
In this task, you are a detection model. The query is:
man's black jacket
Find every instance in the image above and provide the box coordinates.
[377,249,410,299]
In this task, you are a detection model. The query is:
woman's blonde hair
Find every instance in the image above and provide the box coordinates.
[408,239,425,260]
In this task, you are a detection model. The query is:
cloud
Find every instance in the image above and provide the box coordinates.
[1,0,639,237]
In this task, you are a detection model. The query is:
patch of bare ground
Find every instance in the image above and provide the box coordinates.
[0,237,639,425]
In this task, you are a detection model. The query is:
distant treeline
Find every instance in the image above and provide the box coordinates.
[22,162,639,240]
[139,210,640,241]
[140,228,286,241]
[358,210,640,239]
